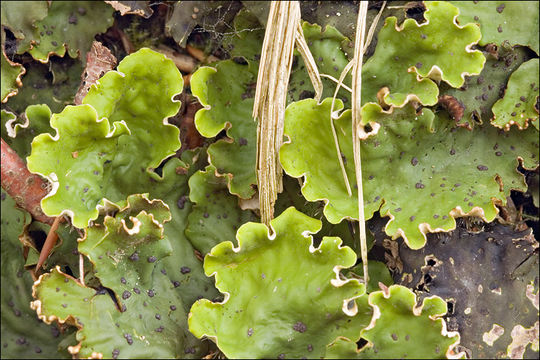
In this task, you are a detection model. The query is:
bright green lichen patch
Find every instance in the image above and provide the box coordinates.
[83,48,183,177]
[288,21,351,104]
[326,285,461,359]
[362,1,485,107]
[1,190,72,359]
[280,99,360,225]
[31,194,205,359]
[27,104,129,228]
[280,98,539,249]
[438,46,530,128]
[191,60,258,199]
[25,1,114,62]
[492,59,539,131]
[452,1,540,55]
[186,164,257,254]
[27,49,183,228]
[188,207,372,359]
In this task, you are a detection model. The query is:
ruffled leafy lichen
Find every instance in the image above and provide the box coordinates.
[1,190,73,358]
[451,1,539,55]
[186,164,257,254]
[26,48,183,227]
[362,1,485,108]
[189,207,372,358]
[31,194,206,358]
[326,285,462,359]
[491,59,539,131]
[280,98,539,249]
[191,60,258,199]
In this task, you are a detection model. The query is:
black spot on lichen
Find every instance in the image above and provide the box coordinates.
[415,182,425,189]
[181,266,191,274]
[124,333,133,345]
[293,321,307,333]
[477,165,488,171]
[129,252,139,261]
[238,137,248,146]
[122,291,131,299]
[177,195,187,209]
[147,289,155,297]
[147,256,157,263]
[68,14,78,24]
[247,327,254,337]
[411,157,418,166]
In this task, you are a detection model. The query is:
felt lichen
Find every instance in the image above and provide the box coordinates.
[191,60,258,199]
[280,98,539,249]
[1,189,72,358]
[438,46,531,129]
[491,59,539,131]
[451,1,540,55]
[188,207,372,358]
[31,194,206,359]
[186,164,257,254]
[326,285,462,359]
[362,1,485,108]
[26,48,183,228]
[24,1,114,62]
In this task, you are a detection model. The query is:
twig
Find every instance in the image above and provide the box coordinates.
[186,44,219,64]
[351,2,370,285]
[154,44,197,73]
[35,215,64,271]
[1,138,54,225]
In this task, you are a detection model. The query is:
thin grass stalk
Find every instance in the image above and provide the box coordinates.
[351,1,370,285]
[253,2,300,226]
